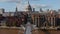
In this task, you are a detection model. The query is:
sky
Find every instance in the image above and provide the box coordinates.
[0,0,60,12]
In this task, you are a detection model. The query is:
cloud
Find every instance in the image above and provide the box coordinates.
[17,3,51,11]
[27,0,40,1]
[31,4,51,8]
[6,0,21,3]
[17,3,28,11]
[0,0,21,3]
[0,0,40,3]
[0,0,51,11]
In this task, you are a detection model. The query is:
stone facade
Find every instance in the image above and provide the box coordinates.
[0,2,60,29]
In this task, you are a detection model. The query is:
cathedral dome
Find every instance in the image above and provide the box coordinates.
[25,1,32,11]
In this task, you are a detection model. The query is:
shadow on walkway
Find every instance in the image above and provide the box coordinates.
[42,29,50,34]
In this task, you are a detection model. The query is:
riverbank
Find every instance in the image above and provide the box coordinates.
[0,27,24,34]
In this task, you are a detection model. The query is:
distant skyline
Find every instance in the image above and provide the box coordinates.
[0,0,60,12]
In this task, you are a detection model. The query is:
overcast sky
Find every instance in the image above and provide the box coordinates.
[0,0,60,12]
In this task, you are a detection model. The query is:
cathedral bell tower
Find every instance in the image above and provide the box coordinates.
[14,7,18,17]
[15,7,18,12]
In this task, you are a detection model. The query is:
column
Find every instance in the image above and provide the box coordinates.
[51,17,53,27]
[33,15,35,25]
[54,17,55,27]
[35,16,36,25]
[36,17,38,27]
[38,16,39,27]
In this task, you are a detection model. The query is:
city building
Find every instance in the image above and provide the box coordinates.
[0,1,60,29]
